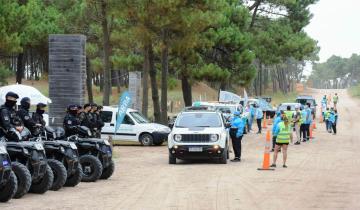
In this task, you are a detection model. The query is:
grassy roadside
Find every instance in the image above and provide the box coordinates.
[348,84,360,98]
[266,91,298,107]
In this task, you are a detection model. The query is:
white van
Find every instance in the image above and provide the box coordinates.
[100,106,171,146]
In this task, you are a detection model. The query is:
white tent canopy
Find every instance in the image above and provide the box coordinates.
[0,84,52,105]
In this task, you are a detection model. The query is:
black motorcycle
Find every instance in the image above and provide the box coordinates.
[6,128,53,198]
[37,126,82,189]
[0,138,17,202]
[67,126,114,182]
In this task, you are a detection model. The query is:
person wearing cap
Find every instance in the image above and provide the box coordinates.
[32,103,47,127]
[271,116,293,168]
[271,111,283,152]
[0,92,23,138]
[17,97,39,134]
[293,105,302,145]
[229,111,245,162]
[63,104,81,137]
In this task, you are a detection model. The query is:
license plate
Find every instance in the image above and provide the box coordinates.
[189,147,203,152]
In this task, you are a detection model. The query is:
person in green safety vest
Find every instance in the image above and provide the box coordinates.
[270,115,293,168]
[293,105,302,145]
[284,106,295,127]
[324,107,331,132]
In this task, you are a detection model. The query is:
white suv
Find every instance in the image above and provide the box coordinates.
[168,107,230,164]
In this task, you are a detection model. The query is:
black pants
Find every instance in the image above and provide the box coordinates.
[256,119,262,133]
[305,124,310,141]
[300,124,307,141]
[332,123,337,134]
[272,136,277,149]
[231,135,243,159]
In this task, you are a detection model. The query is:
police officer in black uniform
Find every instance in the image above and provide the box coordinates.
[32,103,47,127]
[17,97,39,134]
[78,103,95,135]
[63,104,80,137]
[0,92,22,140]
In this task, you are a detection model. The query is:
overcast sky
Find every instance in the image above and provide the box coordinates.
[305,0,360,63]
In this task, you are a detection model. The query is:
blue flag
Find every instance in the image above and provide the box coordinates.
[115,91,132,134]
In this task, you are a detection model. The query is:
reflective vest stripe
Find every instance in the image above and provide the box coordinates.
[276,122,291,143]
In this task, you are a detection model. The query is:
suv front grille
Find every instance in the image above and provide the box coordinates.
[180,134,210,143]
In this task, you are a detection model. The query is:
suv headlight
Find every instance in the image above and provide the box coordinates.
[210,134,219,142]
[174,134,182,142]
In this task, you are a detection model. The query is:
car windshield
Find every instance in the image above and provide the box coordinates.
[175,112,222,128]
[279,105,296,111]
[130,112,150,124]
[297,99,314,106]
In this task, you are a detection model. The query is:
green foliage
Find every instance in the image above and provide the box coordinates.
[0,64,12,85]
[349,84,360,98]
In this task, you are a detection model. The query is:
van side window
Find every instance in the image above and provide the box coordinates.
[123,115,134,125]
[101,111,113,123]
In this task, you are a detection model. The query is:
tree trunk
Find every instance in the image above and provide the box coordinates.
[148,43,161,122]
[142,45,149,118]
[100,0,111,105]
[181,71,192,106]
[86,57,93,103]
[16,53,24,84]
[160,30,169,124]
[113,70,121,93]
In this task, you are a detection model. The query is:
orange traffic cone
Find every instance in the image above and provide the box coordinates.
[258,130,275,171]
[310,126,314,139]
[262,113,267,129]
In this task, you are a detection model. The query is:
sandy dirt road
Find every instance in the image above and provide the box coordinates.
[1,88,360,210]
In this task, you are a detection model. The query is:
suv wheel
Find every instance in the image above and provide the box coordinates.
[219,148,227,164]
[169,153,176,164]
[140,133,153,146]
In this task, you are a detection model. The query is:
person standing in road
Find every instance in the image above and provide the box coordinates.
[293,106,302,145]
[248,103,255,132]
[324,107,331,132]
[229,111,245,162]
[333,93,339,109]
[271,111,282,152]
[255,104,263,134]
[302,103,312,142]
[329,109,338,135]
[271,116,293,168]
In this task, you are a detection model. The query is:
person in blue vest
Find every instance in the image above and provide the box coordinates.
[229,111,245,162]
[329,108,338,135]
[271,116,293,168]
[248,103,255,132]
[302,103,312,142]
[255,104,263,134]
[271,111,283,152]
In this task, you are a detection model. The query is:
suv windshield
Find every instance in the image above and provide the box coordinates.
[175,112,222,128]
[130,112,149,124]
[296,99,315,106]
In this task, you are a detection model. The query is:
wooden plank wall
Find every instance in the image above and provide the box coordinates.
[48,35,86,126]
